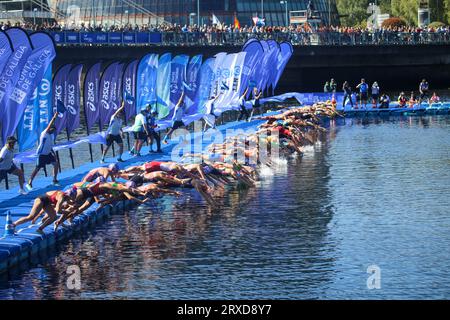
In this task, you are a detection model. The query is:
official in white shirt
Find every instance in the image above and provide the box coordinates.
[26,112,59,189]
[0,136,27,194]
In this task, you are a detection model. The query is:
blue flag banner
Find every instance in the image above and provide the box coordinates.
[17,87,39,151]
[52,64,72,135]
[123,59,138,123]
[191,58,215,115]
[0,31,13,76]
[266,39,281,94]
[169,54,189,113]
[0,28,33,134]
[209,52,227,99]
[66,64,83,136]
[184,54,202,111]
[2,32,56,141]
[38,65,52,135]
[256,40,270,93]
[99,62,124,130]
[83,62,101,132]
[156,53,171,119]
[273,42,294,91]
[241,40,264,97]
[136,54,158,113]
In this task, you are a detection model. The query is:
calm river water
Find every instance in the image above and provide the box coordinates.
[0,114,449,299]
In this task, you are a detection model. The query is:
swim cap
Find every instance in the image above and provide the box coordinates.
[108,163,119,173]
[125,181,136,189]
[94,176,106,183]
[65,187,77,198]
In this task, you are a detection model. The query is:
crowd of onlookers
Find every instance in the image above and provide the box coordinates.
[2,20,449,35]
[1,20,450,46]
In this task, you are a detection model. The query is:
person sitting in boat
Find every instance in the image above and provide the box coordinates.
[408,91,417,108]
[430,92,440,104]
[379,93,390,109]
[397,92,407,108]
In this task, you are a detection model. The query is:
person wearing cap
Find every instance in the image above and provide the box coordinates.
[26,112,59,190]
[0,136,27,194]
[145,105,162,153]
[101,102,125,163]
[131,108,149,156]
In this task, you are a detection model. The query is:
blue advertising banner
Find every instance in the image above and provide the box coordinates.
[17,87,40,151]
[52,64,72,135]
[99,62,124,130]
[83,62,101,132]
[0,31,13,76]
[49,32,163,45]
[65,32,80,44]
[123,60,138,122]
[273,42,294,91]
[184,54,202,111]
[136,53,158,112]
[169,54,189,112]
[190,58,214,115]
[2,32,56,141]
[156,53,171,119]
[0,28,33,130]
[38,65,52,135]
[123,32,136,44]
[108,32,123,44]
[241,40,264,97]
[66,64,83,136]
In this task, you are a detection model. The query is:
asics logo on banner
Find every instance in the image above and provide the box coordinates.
[101,100,109,110]
[67,84,76,115]
[101,81,110,109]
[86,81,96,112]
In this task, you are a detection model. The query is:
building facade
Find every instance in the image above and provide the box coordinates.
[46,0,339,28]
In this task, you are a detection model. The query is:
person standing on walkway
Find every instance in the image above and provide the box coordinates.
[0,136,27,194]
[26,112,60,189]
[131,108,149,157]
[418,79,430,105]
[163,92,186,144]
[356,78,369,109]
[237,87,250,122]
[330,78,337,93]
[146,105,162,153]
[342,81,353,109]
[101,103,125,163]
[203,94,220,131]
[371,81,380,108]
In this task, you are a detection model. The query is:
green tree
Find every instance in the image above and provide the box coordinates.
[336,0,370,26]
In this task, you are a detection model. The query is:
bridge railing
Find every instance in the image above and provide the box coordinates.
[46,30,450,46]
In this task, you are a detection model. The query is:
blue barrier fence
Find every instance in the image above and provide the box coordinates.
[47,31,450,46]
[50,31,163,45]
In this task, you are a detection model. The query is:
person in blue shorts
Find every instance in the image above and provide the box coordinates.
[356,78,369,109]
